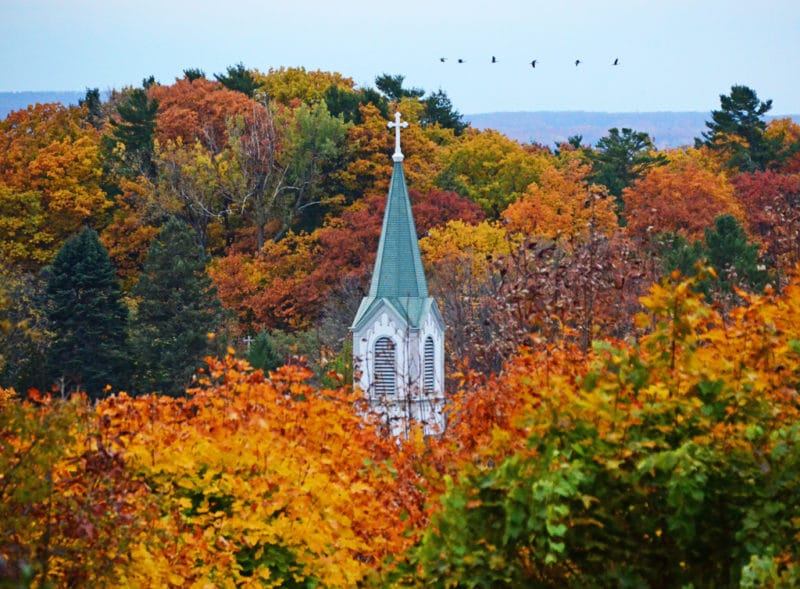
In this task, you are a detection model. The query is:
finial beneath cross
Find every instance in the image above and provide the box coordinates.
[388,111,409,162]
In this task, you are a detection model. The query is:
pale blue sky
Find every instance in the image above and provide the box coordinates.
[1,0,798,115]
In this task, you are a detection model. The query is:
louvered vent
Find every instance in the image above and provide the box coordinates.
[374,337,396,395]
[423,336,435,393]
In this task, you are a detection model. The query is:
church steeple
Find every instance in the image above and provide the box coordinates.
[352,112,429,328]
[351,111,446,437]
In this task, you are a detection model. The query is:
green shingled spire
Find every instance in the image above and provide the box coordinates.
[368,161,428,299]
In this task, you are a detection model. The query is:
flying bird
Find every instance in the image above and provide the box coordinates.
[613,58,619,65]
[457,58,465,63]
[491,56,497,63]
[530,59,537,68]
[575,59,581,66]
[440,57,446,62]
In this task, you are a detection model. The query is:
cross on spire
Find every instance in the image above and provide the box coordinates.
[388,111,409,162]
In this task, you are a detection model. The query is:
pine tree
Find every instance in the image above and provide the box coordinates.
[703,214,768,294]
[590,127,666,206]
[246,330,283,373]
[103,86,158,179]
[214,63,258,97]
[130,218,222,395]
[45,228,128,398]
[698,85,778,171]
[657,216,770,302]
[421,90,467,135]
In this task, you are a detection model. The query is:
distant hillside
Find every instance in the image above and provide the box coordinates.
[0,91,85,119]
[465,111,800,149]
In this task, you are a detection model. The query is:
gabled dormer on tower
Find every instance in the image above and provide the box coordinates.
[351,112,446,437]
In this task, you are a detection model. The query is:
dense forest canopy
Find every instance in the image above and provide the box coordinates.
[2,66,800,586]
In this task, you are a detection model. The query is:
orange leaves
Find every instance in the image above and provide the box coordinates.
[148,77,255,153]
[0,390,152,587]
[5,267,800,585]
[731,170,800,274]
[504,158,618,245]
[623,151,742,241]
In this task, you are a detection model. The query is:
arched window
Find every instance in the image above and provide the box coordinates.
[423,336,435,393]
[374,337,396,395]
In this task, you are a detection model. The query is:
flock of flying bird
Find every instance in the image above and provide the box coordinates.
[439,56,621,68]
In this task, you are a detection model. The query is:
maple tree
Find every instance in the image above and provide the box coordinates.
[336,100,442,205]
[4,65,800,588]
[503,157,619,246]
[623,151,742,242]
[419,219,512,377]
[98,178,161,289]
[765,117,800,173]
[257,66,356,106]
[0,183,44,268]
[153,138,228,250]
[148,77,255,153]
[732,170,800,275]
[210,187,481,334]
[218,100,349,250]
[436,128,551,216]
[0,389,150,586]
[0,103,112,267]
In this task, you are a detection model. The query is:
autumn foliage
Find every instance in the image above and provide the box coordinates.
[4,270,800,586]
[3,72,800,586]
[623,152,743,241]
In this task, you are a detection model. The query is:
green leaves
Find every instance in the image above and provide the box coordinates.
[400,273,800,587]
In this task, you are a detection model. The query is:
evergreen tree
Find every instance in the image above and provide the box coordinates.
[130,218,222,395]
[703,214,768,294]
[589,127,666,208]
[214,63,258,97]
[657,216,769,302]
[45,228,128,398]
[698,85,779,171]
[374,73,424,101]
[658,232,705,279]
[246,330,283,373]
[104,86,158,179]
[323,85,388,124]
[79,87,105,130]
[182,68,206,82]
[420,89,467,136]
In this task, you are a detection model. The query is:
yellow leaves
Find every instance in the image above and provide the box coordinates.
[420,219,512,282]
[257,66,355,106]
[84,354,424,586]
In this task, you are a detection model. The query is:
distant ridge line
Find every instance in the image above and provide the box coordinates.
[465,111,800,149]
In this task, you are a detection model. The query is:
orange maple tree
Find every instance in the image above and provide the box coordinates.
[623,151,742,242]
